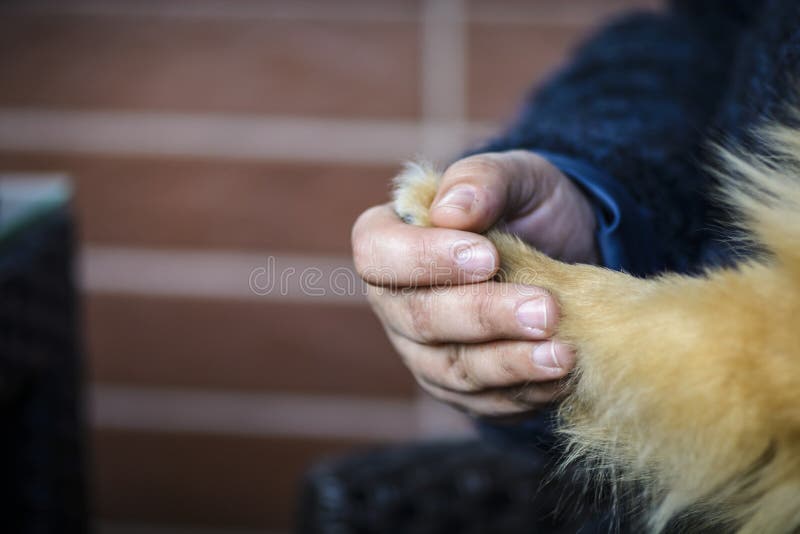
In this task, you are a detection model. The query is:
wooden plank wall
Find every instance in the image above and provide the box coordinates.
[0,1,659,532]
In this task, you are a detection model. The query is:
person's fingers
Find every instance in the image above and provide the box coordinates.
[393,336,576,392]
[371,282,559,342]
[352,204,498,286]
[429,151,556,233]
[417,379,567,418]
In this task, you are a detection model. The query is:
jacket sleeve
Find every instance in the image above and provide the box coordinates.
[470,3,757,273]
[474,1,762,449]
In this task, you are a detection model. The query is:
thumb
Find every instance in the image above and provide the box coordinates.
[430,152,538,233]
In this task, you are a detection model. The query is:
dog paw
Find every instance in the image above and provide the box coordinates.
[392,161,441,227]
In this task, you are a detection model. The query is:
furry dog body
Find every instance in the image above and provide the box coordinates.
[392,125,800,532]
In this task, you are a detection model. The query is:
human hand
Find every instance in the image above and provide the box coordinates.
[429,150,598,264]
[351,150,597,417]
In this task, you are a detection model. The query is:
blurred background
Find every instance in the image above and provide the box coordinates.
[0,0,657,532]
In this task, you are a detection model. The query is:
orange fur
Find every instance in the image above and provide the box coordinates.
[392,124,800,532]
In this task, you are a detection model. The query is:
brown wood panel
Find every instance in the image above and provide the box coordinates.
[0,12,420,118]
[93,429,386,530]
[467,0,662,121]
[467,23,591,121]
[86,294,415,398]
[0,152,395,253]
[468,0,661,24]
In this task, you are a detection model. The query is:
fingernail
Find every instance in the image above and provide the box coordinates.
[531,342,570,369]
[453,243,495,274]
[516,297,548,335]
[435,185,476,213]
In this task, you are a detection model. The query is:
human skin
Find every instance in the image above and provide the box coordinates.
[351,150,598,417]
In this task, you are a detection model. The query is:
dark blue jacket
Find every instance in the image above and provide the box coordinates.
[477,0,800,451]
[473,0,799,278]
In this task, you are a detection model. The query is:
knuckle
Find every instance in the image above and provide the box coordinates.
[406,292,436,342]
[471,292,497,337]
[445,345,481,392]
[496,348,519,382]
[411,233,437,272]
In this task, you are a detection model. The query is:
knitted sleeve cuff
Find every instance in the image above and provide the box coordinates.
[535,151,665,277]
